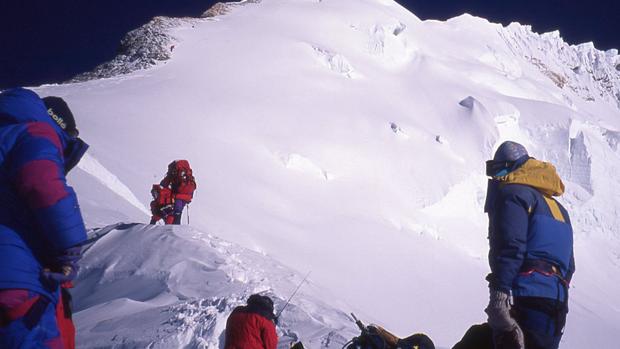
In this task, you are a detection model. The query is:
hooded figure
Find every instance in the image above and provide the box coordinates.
[159,160,196,225]
[149,185,175,224]
[483,141,575,349]
[0,88,89,349]
[224,294,278,349]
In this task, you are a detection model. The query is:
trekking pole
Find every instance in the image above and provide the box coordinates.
[275,271,311,320]
[350,313,367,333]
[186,204,190,225]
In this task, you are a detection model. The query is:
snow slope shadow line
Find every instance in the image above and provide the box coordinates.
[77,153,150,216]
[82,222,141,252]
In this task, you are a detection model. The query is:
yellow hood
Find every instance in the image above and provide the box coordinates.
[496,159,565,197]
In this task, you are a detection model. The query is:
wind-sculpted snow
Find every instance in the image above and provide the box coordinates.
[568,132,593,194]
[501,23,620,109]
[454,96,498,156]
[74,224,357,348]
[311,46,360,79]
[366,21,414,67]
[279,152,332,181]
[477,45,523,80]
[604,129,620,152]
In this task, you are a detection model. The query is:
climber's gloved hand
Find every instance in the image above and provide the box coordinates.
[41,245,82,284]
[485,289,525,349]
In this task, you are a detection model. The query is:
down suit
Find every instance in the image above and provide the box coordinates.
[0,88,88,348]
[485,157,575,349]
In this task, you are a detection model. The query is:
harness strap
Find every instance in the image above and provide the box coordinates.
[520,259,569,287]
[4,296,39,324]
[22,296,50,329]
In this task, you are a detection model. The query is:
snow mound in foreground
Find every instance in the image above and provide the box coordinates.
[74,223,357,348]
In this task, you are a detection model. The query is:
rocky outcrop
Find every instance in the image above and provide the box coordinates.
[201,0,262,18]
[70,1,264,83]
[71,17,185,82]
[202,3,233,18]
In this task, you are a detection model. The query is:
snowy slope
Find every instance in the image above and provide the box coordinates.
[74,223,356,348]
[31,0,620,347]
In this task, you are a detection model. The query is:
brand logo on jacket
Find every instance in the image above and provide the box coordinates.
[47,108,67,130]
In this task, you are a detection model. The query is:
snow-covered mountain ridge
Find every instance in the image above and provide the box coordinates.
[71,1,263,82]
[31,0,620,347]
[72,1,620,112]
[502,23,620,109]
[71,17,188,82]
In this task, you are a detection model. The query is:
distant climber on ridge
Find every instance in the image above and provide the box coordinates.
[0,88,89,349]
[483,141,575,349]
[158,160,196,224]
[224,294,278,349]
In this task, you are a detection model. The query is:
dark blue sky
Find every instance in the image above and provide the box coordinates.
[1,0,618,89]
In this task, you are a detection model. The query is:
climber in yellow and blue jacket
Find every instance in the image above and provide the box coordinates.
[483,141,575,349]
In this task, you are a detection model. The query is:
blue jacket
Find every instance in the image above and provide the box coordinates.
[0,88,88,302]
[485,159,575,302]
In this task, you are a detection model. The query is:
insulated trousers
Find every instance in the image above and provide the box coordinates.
[513,296,567,349]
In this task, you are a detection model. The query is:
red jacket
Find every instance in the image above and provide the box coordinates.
[160,174,196,202]
[150,187,174,216]
[224,306,278,349]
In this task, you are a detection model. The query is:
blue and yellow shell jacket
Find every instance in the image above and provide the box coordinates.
[485,159,575,302]
[0,88,88,302]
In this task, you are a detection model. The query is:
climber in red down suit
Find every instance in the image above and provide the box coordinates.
[224,294,278,349]
[156,160,196,224]
[149,185,174,224]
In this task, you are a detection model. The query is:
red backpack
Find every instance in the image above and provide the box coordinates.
[153,186,174,206]
[166,160,197,202]
[150,185,174,218]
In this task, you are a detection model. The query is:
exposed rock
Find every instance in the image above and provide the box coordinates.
[202,3,233,18]
[70,1,266,82]
[202,0,262,18]
[71,17,186,82]
[528,57,568,88]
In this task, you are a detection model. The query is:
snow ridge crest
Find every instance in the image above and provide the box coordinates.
[501,23,620,109]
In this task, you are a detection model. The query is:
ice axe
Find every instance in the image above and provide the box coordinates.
[275,271,311,322]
